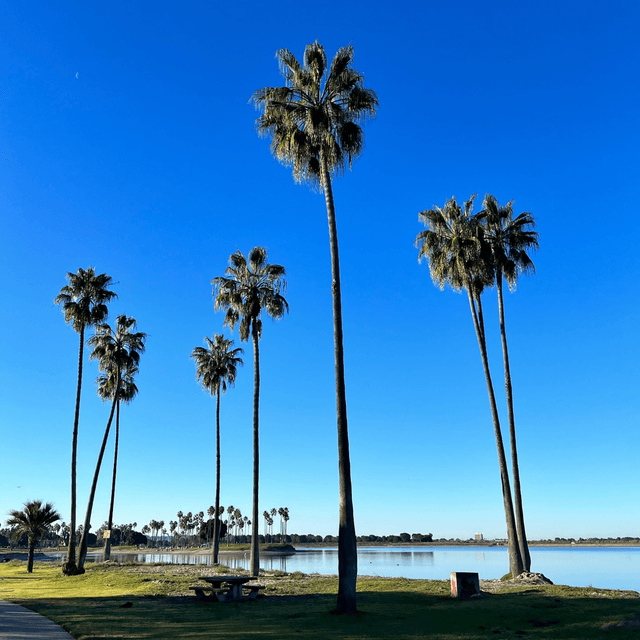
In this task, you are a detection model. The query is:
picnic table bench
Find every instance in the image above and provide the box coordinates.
[189,586,228,600]
[190,575,265,602]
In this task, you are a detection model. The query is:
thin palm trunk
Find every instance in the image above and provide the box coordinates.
[27,540,36,573]
[212,390,221,564]
[78,377,120,572]
[250,328,260,577]
[321,156,357,614]
[104,400,120,561]
[496,275,531,571]
[467,290,524,577]
[64,327,84,575]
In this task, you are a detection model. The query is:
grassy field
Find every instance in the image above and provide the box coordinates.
[1,560,639,639]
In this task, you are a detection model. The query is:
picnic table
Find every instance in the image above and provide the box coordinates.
[190,575,264,602]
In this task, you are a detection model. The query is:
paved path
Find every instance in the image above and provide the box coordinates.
[0,600,75,639]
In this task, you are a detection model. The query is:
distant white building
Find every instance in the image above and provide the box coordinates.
[475,533,483,541]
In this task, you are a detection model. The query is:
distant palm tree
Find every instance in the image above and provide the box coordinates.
[54,267,117,575]
[96,362,139,560]
[7,501,61,572]
[269,507,278,543]
[481,194,539,571]
[206,506,215,545]
[252,42,377,614]
[192,334,243,564]
[213,247,288,576]
[278,507,285,540]
[415,195,524,577]
[225,506,235,546]
[77,315,146,571]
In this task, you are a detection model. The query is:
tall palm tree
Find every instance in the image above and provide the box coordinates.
[192,333,244,565]
[480,194,539,571]
[415,195,524,578]
[252,41,377,615]
[7,501,61,573]
[96,362,139,560]
[213,247,288,576]
[77,315,146,571]
[54,267,117,575]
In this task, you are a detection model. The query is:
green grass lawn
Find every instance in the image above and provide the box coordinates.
[1,561,639,639]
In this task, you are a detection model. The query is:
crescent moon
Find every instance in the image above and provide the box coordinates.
[75,72,79,79]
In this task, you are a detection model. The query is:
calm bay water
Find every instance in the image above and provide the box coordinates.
[93,546,640,592]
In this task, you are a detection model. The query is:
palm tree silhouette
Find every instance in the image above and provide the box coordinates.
[7,501,61,573]
[213,247,288,576]
[252,42,377,614]
[192,334,243,564]
[481,194,539,571]
[77,315,146,571]
[416,195,524,577]
[54,267,117,575]
[96,361,139,560]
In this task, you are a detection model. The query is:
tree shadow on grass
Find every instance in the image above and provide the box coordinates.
[17,589,640,640]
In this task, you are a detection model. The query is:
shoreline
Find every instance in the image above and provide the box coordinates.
[4,539,640,563]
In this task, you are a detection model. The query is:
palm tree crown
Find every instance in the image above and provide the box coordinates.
[416,195,493,295]
[96,362,139,404]
[7,500,61,572]
[7,500,61,544]
[252,41,378,187]
[54,267,117,332]
[192,334,244,397]
[480,194,539,290]
[212,247,288,338]
[89,315,146,379]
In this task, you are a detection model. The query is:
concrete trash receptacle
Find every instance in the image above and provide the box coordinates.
[450,572,480,599]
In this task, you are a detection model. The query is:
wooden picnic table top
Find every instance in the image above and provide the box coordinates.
[202,575,252,586]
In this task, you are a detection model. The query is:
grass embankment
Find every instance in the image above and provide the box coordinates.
[1,561,639,639]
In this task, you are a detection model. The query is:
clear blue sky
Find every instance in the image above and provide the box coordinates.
[1,0,638,541]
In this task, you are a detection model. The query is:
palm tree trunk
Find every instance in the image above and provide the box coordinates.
[78,380,120,572]
[250,327,260,577]
[212,389,221,564]
[467,290,524,577]
[496,275,531,571]
[64,327,85,576]
[320,155,357,615]
[104,400,120,561]
[27,540,35,573]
